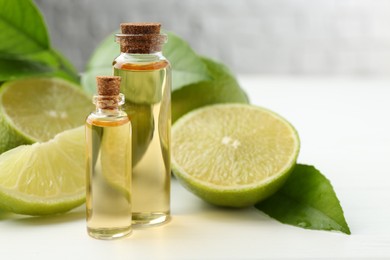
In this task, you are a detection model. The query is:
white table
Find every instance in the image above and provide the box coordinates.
[1,76,389,259]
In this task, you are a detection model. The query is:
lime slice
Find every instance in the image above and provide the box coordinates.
[0,77,93,153]
[0,127,85,215]
[172,104,300,207]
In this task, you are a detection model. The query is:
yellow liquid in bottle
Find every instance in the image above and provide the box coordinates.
[86,117,132,239]
[114,60,171,226]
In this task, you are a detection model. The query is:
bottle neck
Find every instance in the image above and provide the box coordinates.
[119,51,164,62]
[93,93,125,115]
[94,107,121,116]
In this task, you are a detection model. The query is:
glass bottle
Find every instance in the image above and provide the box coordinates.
[85,76,132,239]
[113,23,171,227]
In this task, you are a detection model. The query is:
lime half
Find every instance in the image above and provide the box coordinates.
[0,127,85,215]
[172,104,300,207]
[0,77,93,153]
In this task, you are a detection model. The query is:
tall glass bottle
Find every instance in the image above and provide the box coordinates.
[113,23,171,227]
[85,76,132,239]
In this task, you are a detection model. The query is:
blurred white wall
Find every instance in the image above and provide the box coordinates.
[35,0,390,76]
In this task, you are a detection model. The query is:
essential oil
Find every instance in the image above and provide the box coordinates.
[113,23,171,227]
[85,76,132,239]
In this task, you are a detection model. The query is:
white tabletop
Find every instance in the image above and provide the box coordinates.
[1,76,389,259]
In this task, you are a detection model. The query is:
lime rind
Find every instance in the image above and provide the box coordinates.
[0,112,35,154]
[172,161,296,207]
[171,104,300,207]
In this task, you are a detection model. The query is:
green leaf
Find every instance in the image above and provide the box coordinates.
[81,31,211,95]
[0,57,53,81]
[0,0,49,55]
[255,164,351,234]
[163,32,211,90]
[0,0,79,83]
[0,49,79,83]
[172,57,249,122]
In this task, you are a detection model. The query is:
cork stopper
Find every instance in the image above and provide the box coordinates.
[94,76,123,110]
[116,22,167,53]
[96,76,121,96]
[121,23,161,34]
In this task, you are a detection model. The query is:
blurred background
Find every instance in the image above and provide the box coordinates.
[35,0,390,76]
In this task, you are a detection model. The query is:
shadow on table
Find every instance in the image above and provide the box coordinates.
[177,197,272,224]
[0,205,85,225]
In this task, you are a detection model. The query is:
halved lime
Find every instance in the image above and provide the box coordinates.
[172,104,300,207]
[0,77,93,153]
[0,127,85,215]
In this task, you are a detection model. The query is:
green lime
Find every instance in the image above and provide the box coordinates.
[172,104,300,207]
[0,77,93,154]
[0,127,85,215]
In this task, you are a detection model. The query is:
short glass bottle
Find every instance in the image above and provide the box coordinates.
[85,76,132,239]
[113,23,171,227]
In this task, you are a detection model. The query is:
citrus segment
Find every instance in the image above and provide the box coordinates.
[0,127,85,215]
[172,104,300,207]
